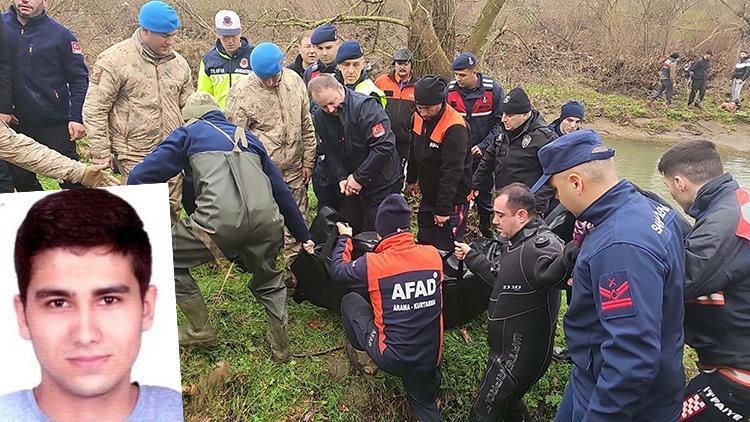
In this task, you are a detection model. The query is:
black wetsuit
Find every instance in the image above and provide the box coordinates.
[464,217,570,421]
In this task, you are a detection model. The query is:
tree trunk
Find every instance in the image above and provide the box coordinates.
[432,0,457,56]
[464,0,507,57]
[408,0,453,77]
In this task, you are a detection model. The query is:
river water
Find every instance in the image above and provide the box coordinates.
[602,136,750,216]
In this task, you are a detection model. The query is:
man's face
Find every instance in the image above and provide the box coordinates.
[492,194,527,240]
[741,52,748,60]
[560,117,582,135]
[312,86,345,115]
[705,53,712,60]
[260,72,282,89]
[299,36,317,66]
[315,41,338,65]
[454,69,479,89]
[394,61,412,80]
[13,0,46,19]
[14,247,156,400]
[218,34,241,56]
[141,29,177,56]
[339,57,365,85]
[662,175,693,213]
[416,103,442,120]
[502,112,530,131]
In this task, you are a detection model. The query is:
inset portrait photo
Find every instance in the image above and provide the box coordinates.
[0,185,184,421]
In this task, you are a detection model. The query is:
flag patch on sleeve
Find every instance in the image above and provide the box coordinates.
[598,271,635,319]
[71,41,83,55]
[371,122,385,138]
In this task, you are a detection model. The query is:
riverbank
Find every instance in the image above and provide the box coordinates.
[526,80,750,153]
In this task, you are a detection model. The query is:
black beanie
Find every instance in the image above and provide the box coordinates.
[375,194,412,237]
[501,87,532,114]
[414,75,447,106]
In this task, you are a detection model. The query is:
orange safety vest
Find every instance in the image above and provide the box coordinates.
[375,74,415,102]
[412,104,467,145]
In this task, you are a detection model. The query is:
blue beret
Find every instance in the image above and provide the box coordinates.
[531,129,615,193]
[311,23,336,45]
[560,100,585,120]
[335,40,363,64]
[250,42,284,79]
[138,1,180,33]
[452,52,478,70]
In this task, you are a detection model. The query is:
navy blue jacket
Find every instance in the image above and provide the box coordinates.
[126,110,311,242]
[565,180,685,421]
[313,89,403,195]
[684,173,750,372]
[331,231,443,371]
[445,74,504,151]
[3,5,88,125]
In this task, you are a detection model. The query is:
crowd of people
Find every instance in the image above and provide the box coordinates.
[0,0,747,420]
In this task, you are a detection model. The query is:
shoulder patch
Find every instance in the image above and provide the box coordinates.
[737,189,750,243]
[371,122,385,138]
[90,65,102,85]
[71,41,83,55]
[598,271,636,319]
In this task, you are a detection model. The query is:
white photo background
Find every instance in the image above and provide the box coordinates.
[0,184,182,394]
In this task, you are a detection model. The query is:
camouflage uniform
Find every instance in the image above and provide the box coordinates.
[225,68,316,273]
[82,30,193,217]
[0,121,85,183]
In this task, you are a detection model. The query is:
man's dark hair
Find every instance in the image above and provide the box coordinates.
[705,50,713,55]
[670,52,680,59]
[14,189,152,305]
[496,182,537,217]
[657,139,724,183]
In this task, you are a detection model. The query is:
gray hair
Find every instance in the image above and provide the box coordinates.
[307,73,342,96]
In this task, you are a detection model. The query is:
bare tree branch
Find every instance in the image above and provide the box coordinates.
[465,0,507,56]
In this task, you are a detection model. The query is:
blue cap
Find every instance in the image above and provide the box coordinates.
[452,52,478,70]
[375,194,411,236]
[530,129,615,193]
[250,42,284,79]
[311,23,336,45]
[138,1,180,33]
[335,40,363,64]
[560,100,585,120]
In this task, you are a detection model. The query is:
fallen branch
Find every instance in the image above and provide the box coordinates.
[290,345,344,358]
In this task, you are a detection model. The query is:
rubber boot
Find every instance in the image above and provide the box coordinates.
[177,295,217,346]
[479,212,494,239]
[265,318,290,362]
[345,342,378,376]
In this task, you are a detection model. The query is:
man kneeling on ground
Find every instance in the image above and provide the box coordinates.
[331,193,443,422]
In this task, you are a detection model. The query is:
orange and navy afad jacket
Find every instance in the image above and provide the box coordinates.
[331,231,444,371]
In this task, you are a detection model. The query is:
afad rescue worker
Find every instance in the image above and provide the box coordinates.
[287,30,317,80]
[658,140,750,421]
[3,0,89,191]
[127,92,314,361]
[375,48,417,165]
[197,10,253,109]
[406,75,472,251]
[650,52,680,106]
[303,23,339,85]
[83,0,193,219]
[531,129,686,421]
[0,122,120,187]
[548,100,585,137]
[454,183,577,422]
[225,42,316,287]
[331,194,443,422]
[473,87,557,216]
[308,74,403,232]
[446,52,505,238]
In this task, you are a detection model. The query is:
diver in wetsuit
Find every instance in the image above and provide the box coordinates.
[455,182,578,421]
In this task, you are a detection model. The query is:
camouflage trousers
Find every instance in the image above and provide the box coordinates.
[281,168,309,277]
[117,156,183,223]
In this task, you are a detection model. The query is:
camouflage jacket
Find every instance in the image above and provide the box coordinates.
[224,68,316,173]
[0,121,84,182]
[83,30,193,162]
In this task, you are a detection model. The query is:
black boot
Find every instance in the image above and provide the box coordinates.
[479,212,494,238]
